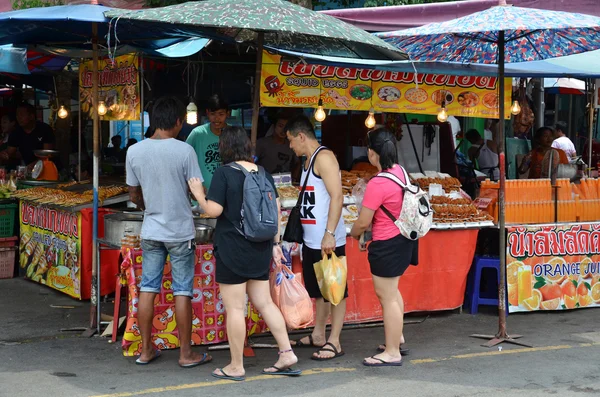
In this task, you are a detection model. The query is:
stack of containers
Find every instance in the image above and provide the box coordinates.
[0,202,18,279]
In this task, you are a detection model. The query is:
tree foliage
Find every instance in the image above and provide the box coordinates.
[12,0,63,9]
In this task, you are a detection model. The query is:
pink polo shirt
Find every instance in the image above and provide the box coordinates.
[362,164,405,241]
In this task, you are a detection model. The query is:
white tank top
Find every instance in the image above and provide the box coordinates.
[300,146,346,250]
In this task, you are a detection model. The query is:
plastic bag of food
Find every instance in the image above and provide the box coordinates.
[352,178,368,211]
[270,262,313,329]
[313,253,347,306]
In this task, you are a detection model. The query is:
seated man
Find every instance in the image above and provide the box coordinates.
[466,129,499,181]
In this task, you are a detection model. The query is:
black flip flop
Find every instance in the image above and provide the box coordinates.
[292,335,324,348]
[179,353,212,368]
[363,356,403,367]
[262,365,302,376]
[311,342,345,361]
[377,344,410,355]
[212,368,245,382]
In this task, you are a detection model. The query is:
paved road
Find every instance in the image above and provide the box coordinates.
[1,278,600,397]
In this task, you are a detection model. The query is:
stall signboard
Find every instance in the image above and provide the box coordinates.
[19,202,82,299]
[507,224,600,313]
[260,51,511,119]
[79,53,140,121]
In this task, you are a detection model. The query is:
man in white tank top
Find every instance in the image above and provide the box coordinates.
[285,115,347,361]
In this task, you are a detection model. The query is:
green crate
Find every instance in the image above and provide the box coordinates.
[0,203,17,238]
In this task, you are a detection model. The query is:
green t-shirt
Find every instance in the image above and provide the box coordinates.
[186,123,221,189]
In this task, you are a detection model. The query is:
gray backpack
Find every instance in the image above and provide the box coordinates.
[228,163,279,242]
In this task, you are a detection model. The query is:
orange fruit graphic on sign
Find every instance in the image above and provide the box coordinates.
[540,298,560,310]
[579,257,593,279]
[579,295,593,307]
[564,294,578,309]
[522,290,541,311]
[591,283,600,303]
[508,285,518,306]
[546,257,567,284]
[577,282,589,297]
[560,279,577,298]
[540,283,562,301]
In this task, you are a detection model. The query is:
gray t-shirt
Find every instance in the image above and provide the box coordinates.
[255,136,295,174]
[126,138,202,242]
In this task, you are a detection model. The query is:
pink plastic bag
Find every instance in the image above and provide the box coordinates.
[270,263,313,329]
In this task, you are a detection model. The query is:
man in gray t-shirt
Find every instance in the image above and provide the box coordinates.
[126,96,212,368]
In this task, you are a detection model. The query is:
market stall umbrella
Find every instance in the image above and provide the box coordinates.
[376,0,600,348]
[105,0,408,144]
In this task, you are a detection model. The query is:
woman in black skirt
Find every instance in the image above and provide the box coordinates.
[351,127,417,367]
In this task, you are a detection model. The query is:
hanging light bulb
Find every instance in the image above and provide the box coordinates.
[510,100,522,115]
[186,100,198,125]
[365,108,376,129]
[97,101,107,116]
[437,102,448,123]
[57,105,69,119]
[314,98,326,122]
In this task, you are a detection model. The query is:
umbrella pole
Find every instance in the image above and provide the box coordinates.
[250,33,264,149]
[589,79,594,175]
[78,59,82,182]
[471,30,530,348]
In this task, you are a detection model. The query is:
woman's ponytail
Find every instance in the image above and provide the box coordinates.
[367,127,398,170]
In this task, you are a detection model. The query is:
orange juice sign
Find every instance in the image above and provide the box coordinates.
[19,202,82,299]
[507,224,600,313]
[260,51,511,119]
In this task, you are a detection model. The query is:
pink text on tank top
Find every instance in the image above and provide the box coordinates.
[300,147,346,250]
[362,164,406,241]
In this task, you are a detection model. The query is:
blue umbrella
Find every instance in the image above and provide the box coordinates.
[376,0,600,348]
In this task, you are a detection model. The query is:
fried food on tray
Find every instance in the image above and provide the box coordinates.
[277,185,300,200]
[413,177,461,192]
[429,196,471,205]
[13,185,128,207]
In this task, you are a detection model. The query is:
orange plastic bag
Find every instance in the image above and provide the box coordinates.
[313,253,347,306]
[270,263,313,329]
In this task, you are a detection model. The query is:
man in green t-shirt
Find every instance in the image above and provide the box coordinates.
[186,95,229,189]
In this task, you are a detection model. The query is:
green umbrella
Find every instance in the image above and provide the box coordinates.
[106,0,407,143]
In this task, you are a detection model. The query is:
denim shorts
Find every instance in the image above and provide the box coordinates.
[140,239,196,298]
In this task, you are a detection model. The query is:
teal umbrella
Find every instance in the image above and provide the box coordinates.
[106,0,407,143]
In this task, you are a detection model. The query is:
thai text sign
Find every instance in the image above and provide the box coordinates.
[19,201,82,299]
[79,53,140,121]
[260,51,511,119]
[507,224,600,313]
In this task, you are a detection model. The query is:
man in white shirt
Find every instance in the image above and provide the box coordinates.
[552,121,577,161]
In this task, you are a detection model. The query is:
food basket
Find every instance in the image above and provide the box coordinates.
[0,202,17,237]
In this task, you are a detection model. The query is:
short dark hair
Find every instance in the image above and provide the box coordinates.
[17,102,36,115]
[151,96,185,131]
[285,114,316,139]
[367,127,398,171]
[219,126,252,164]
[207,94,229,112]
[111,135,121,144]
[275,109,299,123]
[465,129,481,143]
[555,121,567,133]
[533,126,554,149]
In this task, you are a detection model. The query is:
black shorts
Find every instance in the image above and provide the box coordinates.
[215,259,269,285]
[368,234,418,278]
[301,245,348,301]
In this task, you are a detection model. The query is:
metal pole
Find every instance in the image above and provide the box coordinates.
[588,79,594,175]
[496,30,507,340]
[140,54,144,138]
[251,33,264,150]
[78,59,82,182]
[402,114,424,174]
[91,22,100,333]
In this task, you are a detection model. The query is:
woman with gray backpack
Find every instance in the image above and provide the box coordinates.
[351,127,431,368]
[189,126,300,381]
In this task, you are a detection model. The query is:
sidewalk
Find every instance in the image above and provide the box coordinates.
[1,277,600,397]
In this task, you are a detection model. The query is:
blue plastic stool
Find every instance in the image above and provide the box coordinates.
[465,256,501,315]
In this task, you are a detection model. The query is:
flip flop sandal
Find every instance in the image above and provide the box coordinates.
[377,344,410,355]
[135,350,161,365]
[179,353,212,368]
[262,365,302,376]
[311,342,345,361]
[212,368,245,382]
[292,334,324,348]
[363,356,403,367]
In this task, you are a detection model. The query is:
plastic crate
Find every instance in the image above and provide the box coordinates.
[0,203,17,238]
[0,247,16,279]
[0,236,17,248]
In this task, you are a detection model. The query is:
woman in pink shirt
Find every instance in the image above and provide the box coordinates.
[351,127,418,367]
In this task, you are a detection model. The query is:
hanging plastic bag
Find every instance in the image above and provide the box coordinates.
[313,253,347,306]
[270,263,313,329]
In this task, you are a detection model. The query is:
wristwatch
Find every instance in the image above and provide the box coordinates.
[325,229,335,238]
